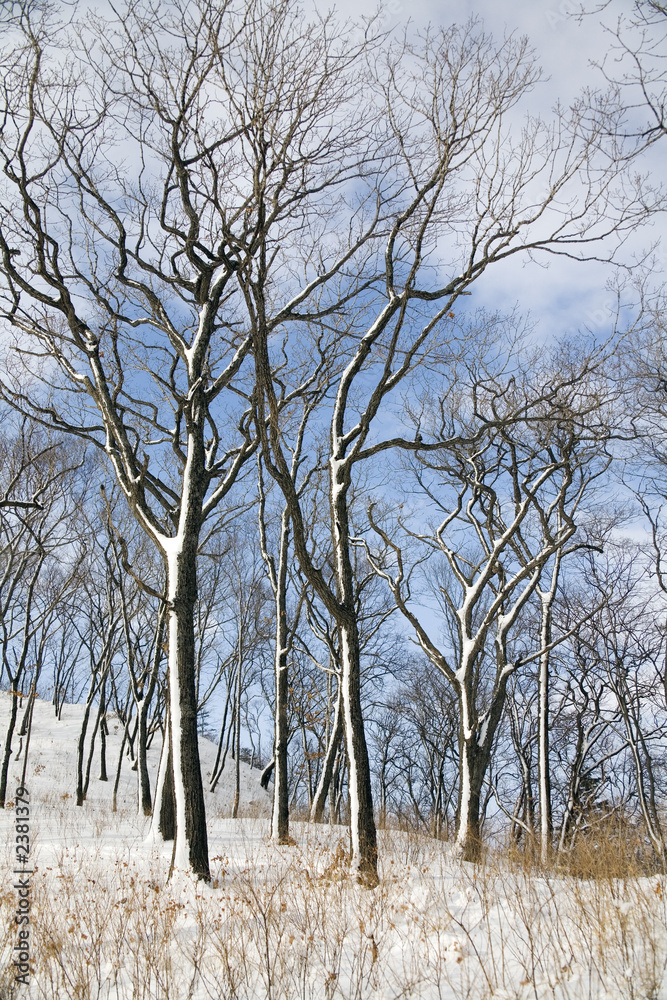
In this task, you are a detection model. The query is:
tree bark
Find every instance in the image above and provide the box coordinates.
[537,552,562,866]
[455,673,509,862]
[166,538,210,879]
[112,727,127,814]
[82,697,105,800]
[158,728,176,842]
[339,620,378,885]
[310,680,343,824]
[272,517,290,842]
[232,647,242,820]
[99,684,108,782]
[137,696,153,816]
[0,691,19,809]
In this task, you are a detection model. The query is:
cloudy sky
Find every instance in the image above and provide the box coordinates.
[329,0,663,347]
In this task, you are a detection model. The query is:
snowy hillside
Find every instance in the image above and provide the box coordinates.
[0,692,666,1000]
[0,693,271,818]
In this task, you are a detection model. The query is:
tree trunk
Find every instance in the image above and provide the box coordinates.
[310,680,343,824]
[166,541,210,879]
[330,456,378,886]
[76,686,98,806]
[136,604,164,817]
[159,730,176,842]
[537,557,560,867]
[99,684,108,782]
[0,690,19,809]
[83,697,105,799]
[339,620,378,885]
[210,682,232,792]
[454,678,508,862]
[331,745,346,825]
[272,610,290,841]
[211,698,235,794]
[613,668,666,863]
[112,728,127,814]
[232,649,242,820]
[137,696,153,816]
[272,511,290,843]
[538,644,553,865]
[455,735,487,862]
[18,686,37,790]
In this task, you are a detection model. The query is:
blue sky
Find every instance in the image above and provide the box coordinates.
[328,0,664,346]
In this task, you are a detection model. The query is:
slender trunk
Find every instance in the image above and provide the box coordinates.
[99,684,108,782]
[538,650,553,864]
[112,728,127,814]
[136,604,164,816]
[557,719,587,854]
[0,689,19,808]
[137,697,152,816]
[272,511,290,843]
[210,682,232,791]
[19,686,37,790]
[300,716,314,808]
[166,541,209,879]
[614,671,666,862]
[329,455,378,886]
[1,557,43,806]
[159,729,176,841]
[537,557,560,867]
[310,680,343,823]
[83,695,105,799]
[18,690,33,737]
[77,685,99,806]
[211,698,236,794]
[254,325,377,879]
[126,714,138,765]
[232,649,242,819]
[339,620,378,885]
[151,709,172,840]
[331,746,346,825]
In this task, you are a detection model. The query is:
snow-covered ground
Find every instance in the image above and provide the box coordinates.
[0,692,666,999]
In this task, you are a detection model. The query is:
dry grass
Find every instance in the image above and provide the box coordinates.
[1,799,666,1000]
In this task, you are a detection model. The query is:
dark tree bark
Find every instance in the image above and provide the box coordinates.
[159,736,176,842]
[311,678,343,823]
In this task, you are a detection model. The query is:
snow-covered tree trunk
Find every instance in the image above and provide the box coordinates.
[454,657,511,861]
[0,692,19,810]
[455,675,486,861]
[339,620,377,882]
[159,735,176,842]
[310,680,343,824]
[272,510,290,843]
[99,690,108,782]
[231,639,243,821]
[330,453,378,885]
[150,712,170,840]
[137,696,152,816]
[538,590,555,866]
[164,468,209,878]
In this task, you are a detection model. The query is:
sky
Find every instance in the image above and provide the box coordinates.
[328,0,664,349]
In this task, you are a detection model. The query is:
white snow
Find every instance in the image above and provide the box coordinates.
[0,692,665,1000]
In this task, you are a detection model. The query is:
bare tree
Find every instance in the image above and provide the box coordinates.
[250,24,650,882]
[574,545,667,862]
[0,0,651,883]
[0,429,84,806]
[358,354,615,859]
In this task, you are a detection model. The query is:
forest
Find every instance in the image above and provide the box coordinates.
[0,0,667,996]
